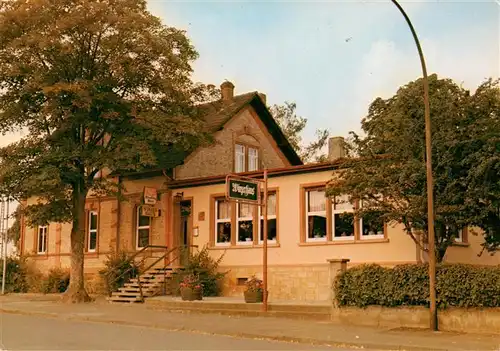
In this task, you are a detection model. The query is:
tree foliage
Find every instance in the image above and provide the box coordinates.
[462,78,500,253]
[328,74,500,261]
[270,101,329,163]
[0,0,215,302]
[7,207,21,247]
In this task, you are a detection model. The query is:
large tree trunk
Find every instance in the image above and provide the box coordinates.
[62,186,92,303]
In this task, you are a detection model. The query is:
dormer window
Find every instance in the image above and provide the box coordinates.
[234,143,259,173]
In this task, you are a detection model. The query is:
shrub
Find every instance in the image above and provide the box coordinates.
[335,263,500,308]
[245,275,263,292]
[177,245,226,297]
[99,251,139,296]
[25,263,45,293]
[0,256,29,293]
[42,268,70,293]
[85,274,107,295]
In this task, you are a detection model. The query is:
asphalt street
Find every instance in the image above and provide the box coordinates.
[0,313,352,350]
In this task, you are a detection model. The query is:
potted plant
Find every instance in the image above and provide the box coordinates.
[244,275,263,303]
[179,274,203,301]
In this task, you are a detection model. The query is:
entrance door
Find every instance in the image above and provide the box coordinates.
[179,200,192,266]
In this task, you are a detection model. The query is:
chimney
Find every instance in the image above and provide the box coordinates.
[258,93,267,105]
[220,81,235,102]
[328,136,346,161]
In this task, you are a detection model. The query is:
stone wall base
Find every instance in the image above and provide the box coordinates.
[332,306,500,335]
[219,264,331,301]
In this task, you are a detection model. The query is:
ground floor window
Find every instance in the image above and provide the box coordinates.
[237,203,254,245]
[259,192,277,242]
[37,226,48,254]
[215,199,232,245]
[332,195,355,241]
[360,212,385,239]
[136,207,151,249]
[302,185,387,243]
[212,191,279,247]
[87,211,98,252]
[306,189,327,242]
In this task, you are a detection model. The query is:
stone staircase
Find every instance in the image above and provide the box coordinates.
[107,267,176,303]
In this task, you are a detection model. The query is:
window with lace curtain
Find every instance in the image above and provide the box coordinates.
[215,199,232,245]
[302,185,388,243]
[212,191,279,246]
[306,189,327,242]
[259,192,277,242]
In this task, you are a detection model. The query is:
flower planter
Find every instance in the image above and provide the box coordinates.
[180,287,203,301]
[244,290,263,303]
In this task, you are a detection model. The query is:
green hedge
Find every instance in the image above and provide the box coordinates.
[335,263,500,308]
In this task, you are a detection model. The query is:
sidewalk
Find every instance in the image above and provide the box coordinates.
[0,294,499,351]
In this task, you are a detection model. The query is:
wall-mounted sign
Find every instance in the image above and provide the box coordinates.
[227,178,259,203]
[141,205,161,217]
[198,211,205,221]
[143,187,157,205]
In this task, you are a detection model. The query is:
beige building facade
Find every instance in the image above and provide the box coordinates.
[19,82,499,301]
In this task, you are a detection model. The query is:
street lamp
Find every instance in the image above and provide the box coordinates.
[390,0,437,331]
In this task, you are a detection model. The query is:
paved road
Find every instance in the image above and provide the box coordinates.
[0,314,350,350]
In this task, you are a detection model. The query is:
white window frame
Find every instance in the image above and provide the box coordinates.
[236,203,254,245]
[454,227,466,243]
[215,199,231,246]
[305,189,327,243]
[235,144,246,173]
[359,199,385,240]
[248,146,259,172]
[37,225,48,254]
[258,192,277,244]
[331,195,355,241]
[136,207,151,250]
[87,211,98,252]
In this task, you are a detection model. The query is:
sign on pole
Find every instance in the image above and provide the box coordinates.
[226,176,260,204]
[225,172,269,312]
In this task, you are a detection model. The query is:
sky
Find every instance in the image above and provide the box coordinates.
[147,0,499,143]
[1,0,499,147]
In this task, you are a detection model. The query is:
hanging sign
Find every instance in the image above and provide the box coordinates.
[141,205,161,217]
[143,187,157,205]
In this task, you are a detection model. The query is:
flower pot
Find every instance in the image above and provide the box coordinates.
[244,290,263,303]
[180,287,203,301]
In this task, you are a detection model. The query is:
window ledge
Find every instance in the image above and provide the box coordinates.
[452,242,470,247]
[299,238,390,247]
[210,243,281,250]
[31,254,49,260]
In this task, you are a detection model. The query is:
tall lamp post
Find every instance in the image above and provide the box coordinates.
[390,0,437,331]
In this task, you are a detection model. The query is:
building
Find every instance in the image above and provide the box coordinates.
[19,82,500,301]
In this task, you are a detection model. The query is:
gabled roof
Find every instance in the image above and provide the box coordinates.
[198,92,303,166]
[118,91,303,179]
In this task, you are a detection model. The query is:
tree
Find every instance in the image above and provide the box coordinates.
[0,0,214,302]
[7,207,21,249]
[463,78,500,254]
[328,74,499,262]
[270,102,329,163]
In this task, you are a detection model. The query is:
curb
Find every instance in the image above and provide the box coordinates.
[0,307,457,351]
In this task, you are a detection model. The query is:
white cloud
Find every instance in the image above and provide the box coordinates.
[347,20,499,136]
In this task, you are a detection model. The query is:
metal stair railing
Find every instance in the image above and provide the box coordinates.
[105,245,169,297]
[136,245,199,301]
